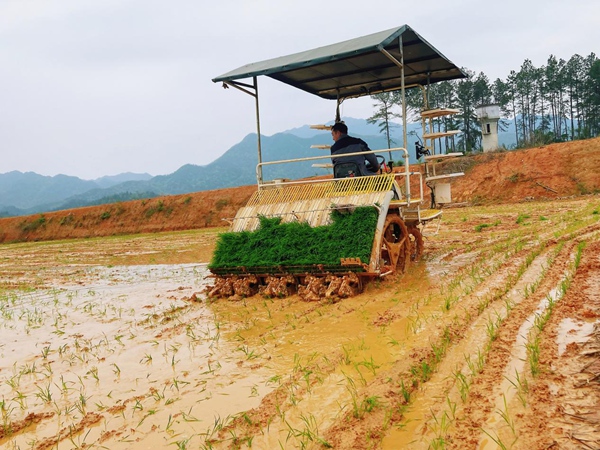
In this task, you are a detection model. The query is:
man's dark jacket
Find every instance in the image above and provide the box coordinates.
[330,134,380,177]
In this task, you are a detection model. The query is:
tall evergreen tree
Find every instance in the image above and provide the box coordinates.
[454,69,480,152]
[367,92,401,160]
[369,51,599,154]
[491,78,512,141]
[586,56,600,136]
[564,55,585,140]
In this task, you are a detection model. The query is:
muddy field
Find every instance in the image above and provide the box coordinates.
[1,195,599,449]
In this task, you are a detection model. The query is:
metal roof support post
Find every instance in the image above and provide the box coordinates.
[426,72,436,155]
[377,43,410,204]
[220,78,264,184]
[399,36,407,162]
[253,76,263,184]
[399,37,410,205]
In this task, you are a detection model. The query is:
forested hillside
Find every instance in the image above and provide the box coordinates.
[369,52,600,153]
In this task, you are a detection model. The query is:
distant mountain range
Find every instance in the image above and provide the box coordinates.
[0,117,517,217]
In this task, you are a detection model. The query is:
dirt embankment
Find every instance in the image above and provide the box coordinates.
[0,185,256,243]
[450,137,600,204]
[1,137,599,244]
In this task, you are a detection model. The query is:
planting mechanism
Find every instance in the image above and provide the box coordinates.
[208,25,466,300]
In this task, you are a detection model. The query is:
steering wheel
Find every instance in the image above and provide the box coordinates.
[376,155,392,174]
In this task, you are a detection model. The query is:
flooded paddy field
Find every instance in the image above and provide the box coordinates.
[1,197,600,449]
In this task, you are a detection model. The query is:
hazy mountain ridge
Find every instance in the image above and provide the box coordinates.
[0,171,153,217]
[94,172,153,188]
[1,118,517,217]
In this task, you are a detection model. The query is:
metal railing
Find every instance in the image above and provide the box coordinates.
[255,147,421,206]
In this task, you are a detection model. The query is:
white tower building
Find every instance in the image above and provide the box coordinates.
[475,104,501,152]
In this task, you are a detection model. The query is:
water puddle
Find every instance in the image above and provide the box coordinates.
[0,264,281,449]
[556,317,598,356]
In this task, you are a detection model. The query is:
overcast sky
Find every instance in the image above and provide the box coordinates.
[2,0,598,180]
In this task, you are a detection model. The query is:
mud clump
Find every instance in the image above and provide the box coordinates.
[205,272,362,301]
[259,275,297,298]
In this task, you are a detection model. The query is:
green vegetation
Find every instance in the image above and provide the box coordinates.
[507,172,520,183]
[474,220,500,232]
[59,214,75,226]
[19,214,47,232]
[209,207,379,271]
[144,199,174,218]
[215,198,229,211]
[402,52,600,151]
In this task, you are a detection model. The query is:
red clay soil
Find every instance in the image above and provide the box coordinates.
[1,137,599,244]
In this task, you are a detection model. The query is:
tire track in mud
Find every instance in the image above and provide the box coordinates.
[382,224,600,449]
[471,229,600,450]
[513,239,600,449]
[446,241,579,449]
[319,236,554,449]
[320,221,600,448]
[383,243,561,448]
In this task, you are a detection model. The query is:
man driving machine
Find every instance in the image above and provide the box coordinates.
[330,122,380,178]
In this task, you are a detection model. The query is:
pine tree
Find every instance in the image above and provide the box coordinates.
[367,92,401,160]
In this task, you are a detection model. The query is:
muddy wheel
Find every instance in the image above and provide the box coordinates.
[380,214,410,274]
[407,226,424,262]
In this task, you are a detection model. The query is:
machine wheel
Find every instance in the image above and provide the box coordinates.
[407,226,424,262]
[380,214,410,274]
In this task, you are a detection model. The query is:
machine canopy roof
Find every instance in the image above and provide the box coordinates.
[212,25,467,100]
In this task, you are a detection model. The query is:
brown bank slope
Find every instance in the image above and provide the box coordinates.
[1,137,599,244]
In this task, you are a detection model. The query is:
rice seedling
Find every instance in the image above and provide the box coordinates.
[399,379,410,404]
[111,363,121,376]
[497,394,516,437]
[237,344,258,360]
[428,409,451,449]
[132,398,144,414]
[35,383,53,403]
[410,361,433,384]
[453,369,470,402]
[5,374,21,391]
[387,337,400,347]
[356,356,379,376]
[505,369,529,408]
[182,407,201,422]
[174,436,192,449]
[283,413,332,449]
[171,377,190,392]
[74,390,90,415]
[405,312,423,334]
[40,345,51,359]
[446,396,457,420]
[481,428,508,450]
[87,366,100,382]
[485,315,499,343]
